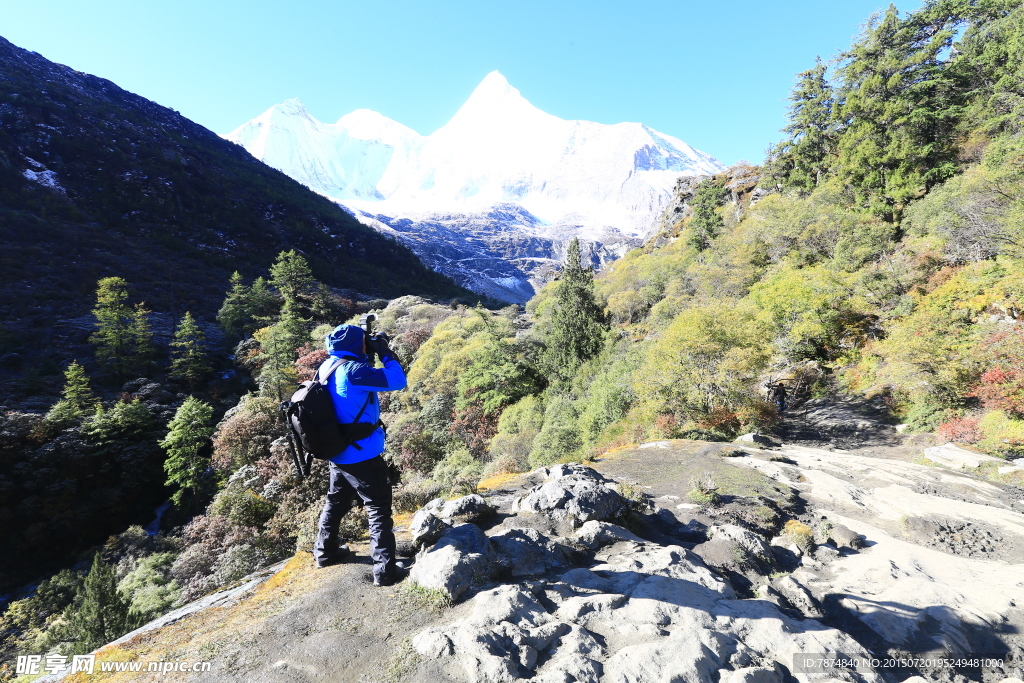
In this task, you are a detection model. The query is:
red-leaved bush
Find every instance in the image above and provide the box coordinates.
[973,366,1024,417]
[973,327,1024,418]
[295,344,329,382]
[937,416,982,443]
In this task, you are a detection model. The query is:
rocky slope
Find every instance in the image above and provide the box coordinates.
[58,418,1024,683]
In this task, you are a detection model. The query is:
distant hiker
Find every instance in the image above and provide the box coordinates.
[313,324,408,586]
[769,382,788,413]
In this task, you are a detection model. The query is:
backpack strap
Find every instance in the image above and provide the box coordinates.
[318,357,349,383]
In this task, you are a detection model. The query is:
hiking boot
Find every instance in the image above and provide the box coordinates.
[372,560,411,587]
[315,544,350,569]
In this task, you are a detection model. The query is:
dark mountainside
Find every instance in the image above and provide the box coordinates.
[0,34,470,346]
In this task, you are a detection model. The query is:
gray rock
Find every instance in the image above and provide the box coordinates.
[771,575,824,619]
[720,666,783,683]
[409,509,451,549]
[693,524,777,578]
[828,523,864,549]
[814,543,841,562]
[573,520,645,550]
[408,523,494,601]
[436,493,494,523]
[515,465,625,527]
[735,433,774,446]
[490,527,574,577]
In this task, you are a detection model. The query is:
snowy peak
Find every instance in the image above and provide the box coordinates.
[223,73,724,236]
[336,109,422,145]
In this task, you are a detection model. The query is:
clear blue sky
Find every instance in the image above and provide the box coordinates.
[1,0,915,165]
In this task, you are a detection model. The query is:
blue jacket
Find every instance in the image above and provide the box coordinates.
[318,352,407,464]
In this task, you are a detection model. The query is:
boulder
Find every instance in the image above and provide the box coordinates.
[770,575,824,619]
[573,520,645,550]
[828,523,864,550]
[720,666,783,683]
[408,523,494,601]
[490,527,575,577]
[735,433,775,447]
[409,509,451,549]
[693,524,777,578]
[514,465,625,527]
[924,443,1004,469]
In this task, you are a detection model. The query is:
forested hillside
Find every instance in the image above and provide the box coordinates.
[4,0,1024,671]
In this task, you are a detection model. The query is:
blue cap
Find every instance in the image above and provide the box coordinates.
[325,324,364,356]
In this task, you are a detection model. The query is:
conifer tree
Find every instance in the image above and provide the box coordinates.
[686,179,728,251]
[160,397,215,507]
[129,302,157,375]
[217,272,280,338]
[270,250,317,310]
[169,312,211,389]
[59,553,137,654]
[544,238,607,380]
[833,4,960,217]
[62,360,98,414]
[45,361,100,428]
[768,58,839,192]
[90,277,133,376]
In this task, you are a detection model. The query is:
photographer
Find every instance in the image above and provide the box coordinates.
[313,323,408,586]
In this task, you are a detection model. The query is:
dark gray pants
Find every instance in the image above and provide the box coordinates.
[315,456,396,580]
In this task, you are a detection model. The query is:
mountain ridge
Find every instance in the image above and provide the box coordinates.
[225,70,724,300]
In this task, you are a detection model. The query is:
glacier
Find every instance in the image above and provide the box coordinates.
[224,71,724,301]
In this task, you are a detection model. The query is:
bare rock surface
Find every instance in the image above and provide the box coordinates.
[74,434,1024,683]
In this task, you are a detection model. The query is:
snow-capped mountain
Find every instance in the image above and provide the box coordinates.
[225,72,724,301]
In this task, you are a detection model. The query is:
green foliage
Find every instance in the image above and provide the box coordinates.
[542,238,608,381]
[528,392,582,467]
[89,277,132,377]
[686,178,728,251]
[54,554,138,655]
[117,553,181,621]
[169,311,212,389]
[487,394,546,474]
[767,58,838,192]
[270,250,317,309]
[44,361,99,429]
[634,305,770,433]
[161,397,215,507]
[217,273,280,339]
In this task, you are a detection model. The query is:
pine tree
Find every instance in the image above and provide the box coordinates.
[62,361,98,413]
[59,553,137,654]
[217,272,280,338]
[768,58,839,192]
[45,361,100,428]
[160,397,215,507]
[128,302,157,375]
[90,277,133,377]
[544,238,607,380]
[270,250,317,310]
[686,179,728,251]
[833,4,961,217]
[169,312,211,389]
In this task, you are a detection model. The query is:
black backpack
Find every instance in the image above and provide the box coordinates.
[281,359,382,470]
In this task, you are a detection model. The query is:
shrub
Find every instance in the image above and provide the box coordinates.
[117,552,180,620]
[937,416,982,443]
[978,410,1024,457]
[782,520,814,552]
[211,395,280,471]
[688,472,721,507]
